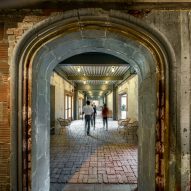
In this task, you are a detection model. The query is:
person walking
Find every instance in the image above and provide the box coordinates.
[92,103,97,129]
[102,103,109,130]
[82,100,94,135]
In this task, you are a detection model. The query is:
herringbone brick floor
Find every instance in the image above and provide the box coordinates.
[50,118,138,191]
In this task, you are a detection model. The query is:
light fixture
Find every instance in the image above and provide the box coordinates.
[77,67,81,72]
[84,81,86,84]
[111,66,115,73]
[105,81,108,84]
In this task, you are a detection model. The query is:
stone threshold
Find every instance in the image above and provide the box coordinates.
[50,183,137,191]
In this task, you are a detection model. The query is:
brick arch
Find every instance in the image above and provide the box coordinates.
[10,9,175,191]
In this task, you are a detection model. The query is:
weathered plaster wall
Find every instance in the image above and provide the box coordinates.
[50,72,65,119]
[107,92,113,117]
[0,23,10,191]
[50,72,74,120]
[143,10,191,191]
[179,12,191,191]
[118,75,138,120]
[78,92,84,99]
[77,92,84,119]
[0,25,10,191]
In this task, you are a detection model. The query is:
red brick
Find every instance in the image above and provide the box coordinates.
[0,23,4,40]
[0,45,8,59]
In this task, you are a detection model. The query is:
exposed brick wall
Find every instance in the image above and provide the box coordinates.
[0,21,10,191]
[0,10,50,190]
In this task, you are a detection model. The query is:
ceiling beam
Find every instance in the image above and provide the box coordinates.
[67,75,123,80]
[77,84,113,91]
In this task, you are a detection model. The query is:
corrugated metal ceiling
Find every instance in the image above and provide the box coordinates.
[55,52,132,98]
[59,65,130,85]
[60,65,129,77]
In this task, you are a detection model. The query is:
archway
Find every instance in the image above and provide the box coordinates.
[11,9,173,191]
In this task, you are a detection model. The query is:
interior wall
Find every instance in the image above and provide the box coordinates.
[127,75,138,120]
[107,92,113,117]
[50,72,65,119]
[118,75,138,120]
[77,92,83,119]
[78,92,84,99]
[50,72,74,120]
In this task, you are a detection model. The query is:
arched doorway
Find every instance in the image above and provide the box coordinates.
[11,9,173,191]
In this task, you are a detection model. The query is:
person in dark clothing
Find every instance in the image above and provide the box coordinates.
[102,103,109,130]
[91,103,97,129]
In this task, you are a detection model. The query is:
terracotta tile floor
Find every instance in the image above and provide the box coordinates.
[50,118,138,190]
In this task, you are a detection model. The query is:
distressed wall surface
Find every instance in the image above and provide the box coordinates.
[179,12,191,191]
[144,10,191,191]
[0,21,10,191]
[0,6,190,191]
[50,72,74,120]
[118,75,138,120]
[106,92,113,117]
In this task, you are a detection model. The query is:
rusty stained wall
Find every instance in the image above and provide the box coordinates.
[145,10,190,191]
[0,21,10,191]
[0,10,49,191]
[0,8,190,191]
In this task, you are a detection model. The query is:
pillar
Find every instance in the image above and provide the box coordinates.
[179,12,191,191]
[73,88,78,120]
[83,92,87,106]
[104,94,107,105]
[113,85,118,120]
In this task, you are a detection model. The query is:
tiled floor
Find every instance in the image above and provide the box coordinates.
[50,117,138,191]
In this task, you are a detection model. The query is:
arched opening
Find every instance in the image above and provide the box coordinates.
[11,9,172,191]
[49,52,139,190]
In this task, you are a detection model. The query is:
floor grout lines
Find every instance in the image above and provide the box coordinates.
[50,118,138,191]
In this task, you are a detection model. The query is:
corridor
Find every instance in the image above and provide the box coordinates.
[50,117,137,191]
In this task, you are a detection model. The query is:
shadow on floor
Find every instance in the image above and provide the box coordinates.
[50,119,138,191]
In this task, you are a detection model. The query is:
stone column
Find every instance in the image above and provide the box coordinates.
[73,87,78,120]
[104,94,107,105]
[179,12,191,191]
[83,92,87,106]
[113,85,118,120]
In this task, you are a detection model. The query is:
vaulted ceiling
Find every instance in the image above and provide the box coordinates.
[55,52,134,99]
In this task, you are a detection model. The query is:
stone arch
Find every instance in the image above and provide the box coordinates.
[10,9,175,191]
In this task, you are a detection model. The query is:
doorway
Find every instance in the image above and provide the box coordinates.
[50,57,138,190]
[120,94,127,119]
[65,94,73,120]
[78,98,83,119]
